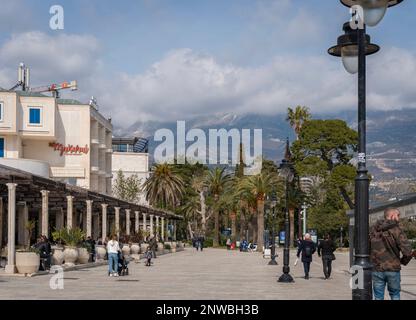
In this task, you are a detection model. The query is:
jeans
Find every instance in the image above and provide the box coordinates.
[303,262,311,276]
[322,258,332,278]
[372,271,401,300]
[108,253,118,274]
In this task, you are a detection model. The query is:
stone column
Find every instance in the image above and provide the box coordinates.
[17,203,28,246]
[161,217,165,242]
[156,216,160,241]
[125,209,131,236]
[93,213,100,240]
[149,214,154,237]
[41,190,49,237]
[66,196,74,230]
[115,207,120,239]
[86,200,93,238]
[0,197,3,249]
[135,211,139,233]
[173,220,177,241]
[56,208,64,230]
[101,204,108,242]
[5,183,17,274]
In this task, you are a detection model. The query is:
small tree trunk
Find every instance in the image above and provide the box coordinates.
[231,212,236,242]
[187,222,194,240]
[199,191,207,236]
[257,199,265,252]
[213,194,219,247]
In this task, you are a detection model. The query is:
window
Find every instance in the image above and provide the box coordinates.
[0,102,3,122]
[29,107,41,125]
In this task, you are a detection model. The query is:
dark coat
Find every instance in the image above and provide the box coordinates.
[318,239,336,260]
[297,240,316,263]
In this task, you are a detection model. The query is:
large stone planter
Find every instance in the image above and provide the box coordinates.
[131,243,140,255]
[51,246,65,265]
[16,252,40,274]
[171,247,177,253]
[96,245,106,261]
[63,246,79,266]
[77,247,90,264]
[157,243,164,252]
[171,241,177,249]
[140,243,149,253]
[122,244,131,257]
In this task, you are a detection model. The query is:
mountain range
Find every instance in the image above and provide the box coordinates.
[114,109,416,185]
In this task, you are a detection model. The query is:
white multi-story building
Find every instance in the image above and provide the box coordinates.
[0,89,113,195]
[112,137,150,204]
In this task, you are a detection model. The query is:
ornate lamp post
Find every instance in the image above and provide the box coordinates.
[329,0,404,300]
[268,191,278,266]
[278,138,295,283]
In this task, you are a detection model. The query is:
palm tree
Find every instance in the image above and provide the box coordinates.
[205,167,232,246]
[238,172,279,252]
[286,106,311,140]
[143,163,185,209]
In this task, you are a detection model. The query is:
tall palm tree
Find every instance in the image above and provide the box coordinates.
[286,106,311,140]
[205,167,232,246]
[238,172,279,252]
[143,163,185,209]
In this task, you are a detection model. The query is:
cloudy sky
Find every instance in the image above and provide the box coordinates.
[0,0,415,128]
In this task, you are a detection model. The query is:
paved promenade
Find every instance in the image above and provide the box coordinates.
[0,248,414,300]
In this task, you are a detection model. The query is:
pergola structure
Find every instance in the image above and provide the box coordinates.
[0,164,182,274]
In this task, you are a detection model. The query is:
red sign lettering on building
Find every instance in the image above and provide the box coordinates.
[49,142,89,156]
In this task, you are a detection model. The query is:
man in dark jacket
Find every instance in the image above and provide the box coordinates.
[370,207,413,300]
[297,233,316,280]
[318,234,337,280]
[149,236,158,259]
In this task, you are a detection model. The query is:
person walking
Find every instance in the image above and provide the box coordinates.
[145,247,153,266]
[318,234,337,280]
[370,207,414,300]
[199,235,205,251]
[107,235,120,277]
[149,235,157,258]
[297,233,316,280]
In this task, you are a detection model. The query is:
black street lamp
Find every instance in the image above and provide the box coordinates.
[329,0,404,300]
[278,138,294,283]
[268,191,278,266]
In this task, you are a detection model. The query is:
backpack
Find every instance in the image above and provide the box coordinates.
[304,245,312,258]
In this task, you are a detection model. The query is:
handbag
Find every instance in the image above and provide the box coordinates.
[331,253,336,261]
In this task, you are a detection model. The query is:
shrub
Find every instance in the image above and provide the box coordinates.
[164,243,171,250]
[58,228,85,247]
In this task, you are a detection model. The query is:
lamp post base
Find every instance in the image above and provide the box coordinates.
[268,259,278,265]
[278,273,294,283]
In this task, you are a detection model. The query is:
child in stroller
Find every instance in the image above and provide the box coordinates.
[117,251,129,276]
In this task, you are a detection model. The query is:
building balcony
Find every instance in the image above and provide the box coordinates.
[0,158,50,178]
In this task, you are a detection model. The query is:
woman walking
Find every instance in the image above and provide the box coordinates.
[318,234,337,280]
[107,235,120,277]
[296,233,316,280]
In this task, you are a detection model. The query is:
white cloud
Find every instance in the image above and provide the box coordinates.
[1,31,416,129]
[0,31,101,89]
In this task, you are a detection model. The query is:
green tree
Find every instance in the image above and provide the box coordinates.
[286,105,311,140]
[113,170,142,203]
[291,119,358,237]
[143,163,185,209]
[205,167,232,246]
[238,172,280,252]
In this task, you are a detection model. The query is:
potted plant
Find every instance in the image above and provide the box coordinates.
[51,228,65,265]
[119,234,131,256]
[60,227,84,266]
[130,230,143,255]
[140,231,150,253]
[78,241,91,264]
[16,220,40,274]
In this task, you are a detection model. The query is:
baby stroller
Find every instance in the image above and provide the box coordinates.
[117,252,129,276]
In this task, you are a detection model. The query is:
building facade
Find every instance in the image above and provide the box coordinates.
[112,137,150,205]
[0,90,113,195]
